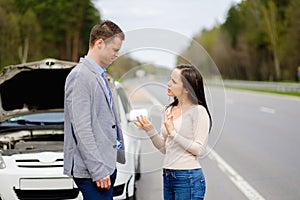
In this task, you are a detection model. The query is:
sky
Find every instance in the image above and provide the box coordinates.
[94,0,242,68]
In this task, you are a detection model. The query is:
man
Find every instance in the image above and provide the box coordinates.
[63,20,125,200]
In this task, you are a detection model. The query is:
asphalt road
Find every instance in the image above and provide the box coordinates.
[123,78,300,200]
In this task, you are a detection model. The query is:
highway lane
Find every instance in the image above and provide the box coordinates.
[213,89,300,199]
[123,79,300,200]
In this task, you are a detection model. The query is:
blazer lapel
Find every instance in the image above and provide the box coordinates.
[83,59,114,113]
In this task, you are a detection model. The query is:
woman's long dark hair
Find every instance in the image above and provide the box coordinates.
[167,64,212,131]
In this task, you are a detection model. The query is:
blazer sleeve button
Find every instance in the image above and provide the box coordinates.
[113,144,117,148]
[112,125,116,128]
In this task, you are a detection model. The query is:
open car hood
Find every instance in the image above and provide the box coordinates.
[0,58,76,122]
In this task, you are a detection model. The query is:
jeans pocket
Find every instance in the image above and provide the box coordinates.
[191,175,206,199]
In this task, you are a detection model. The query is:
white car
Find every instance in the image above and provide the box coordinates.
[0,58,143,200]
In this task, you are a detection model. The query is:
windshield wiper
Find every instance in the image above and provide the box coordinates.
[15,119,64,126]
[0,124,64,133]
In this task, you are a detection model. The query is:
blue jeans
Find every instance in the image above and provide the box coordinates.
[73,169,117,200]
[163,168,206,200]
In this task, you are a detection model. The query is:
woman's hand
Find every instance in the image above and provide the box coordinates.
[134,115,154,132]
[164,109,175,135]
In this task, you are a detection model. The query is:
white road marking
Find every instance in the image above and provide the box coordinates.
[208,148,266,200]
[259,106,275,114]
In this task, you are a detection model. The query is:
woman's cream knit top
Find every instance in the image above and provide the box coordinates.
[146,105,210,169]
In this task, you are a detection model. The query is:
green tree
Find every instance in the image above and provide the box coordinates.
[0,0,101,69]
[281,0,300,80]
[18,9,42,63]
[222,4,243,49]
[181,0,297,81]
[261,1,282,80]
[23,0,100,61]
[0,0,21,67]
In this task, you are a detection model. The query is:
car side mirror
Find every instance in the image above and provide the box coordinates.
[127,109,148,122]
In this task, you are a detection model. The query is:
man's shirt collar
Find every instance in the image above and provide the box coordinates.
[85,55,106,75]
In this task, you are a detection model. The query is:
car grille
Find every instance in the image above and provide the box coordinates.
[15,158,64,168]
[14,188,79,200]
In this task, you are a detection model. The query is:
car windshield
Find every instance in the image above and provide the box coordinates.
[7,112,64,124]
[0,112,65,155]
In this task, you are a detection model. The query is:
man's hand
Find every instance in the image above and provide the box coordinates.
[96,175,111,190]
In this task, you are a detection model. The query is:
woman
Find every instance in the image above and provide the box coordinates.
[134,64,212,200]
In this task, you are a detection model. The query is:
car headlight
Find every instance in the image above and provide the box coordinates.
[0,153,6,169]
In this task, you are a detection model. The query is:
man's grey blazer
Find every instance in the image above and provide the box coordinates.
[63,58,125,182]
